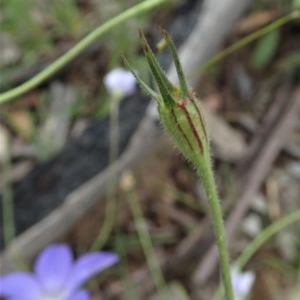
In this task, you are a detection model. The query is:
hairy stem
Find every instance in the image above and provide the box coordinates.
[197,158,234,300]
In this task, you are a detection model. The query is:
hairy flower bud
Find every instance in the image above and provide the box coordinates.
[123,29,210,171]
[123,29,235,300]
[159,91,209,163]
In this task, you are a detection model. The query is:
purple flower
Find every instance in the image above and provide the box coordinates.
[104,68,136,97]
[0,244,119,300]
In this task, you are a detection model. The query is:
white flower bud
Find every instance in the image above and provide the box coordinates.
[231,266,255,300]
[103,68,136,97]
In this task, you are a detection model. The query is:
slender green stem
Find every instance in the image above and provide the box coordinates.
[199,11,299,72]
[197,157,234,300]
[115,214,138,300]
[0,0,169,104]
[237,210,300,268]
[91,94,120,251]
[212,210,300,300]
[128,189,170,300]
[0,135,29,270]
[2,139,15,246]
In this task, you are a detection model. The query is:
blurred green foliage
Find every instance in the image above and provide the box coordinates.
[292,0,300,9]
[251,29,280,69]
[254,0,298,11]
[1,0,51,62]
[0,0,86,64]
[251,0,299,70]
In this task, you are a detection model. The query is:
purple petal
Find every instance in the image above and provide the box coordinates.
[66,252,119,292]
[0,272,40,300]
[67,289,90,300]
[34,244,73,293]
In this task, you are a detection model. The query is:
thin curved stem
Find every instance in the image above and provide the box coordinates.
[199,11,299,73]
[212,210,300,300]
[91,94,120,251]
[0,0,169,104]
[127,188,170,300]
[2,140,15,246]
[197,158,234,300]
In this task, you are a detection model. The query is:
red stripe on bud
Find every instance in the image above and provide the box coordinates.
[176,101,204,154]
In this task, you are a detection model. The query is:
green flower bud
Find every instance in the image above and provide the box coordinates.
[158,91,209,169]
[123,29,235,300]
[123,29,210,172]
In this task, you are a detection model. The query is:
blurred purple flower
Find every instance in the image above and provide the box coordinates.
[231,266,255,300]
[0,244,119,300]
[104,68,136,97]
